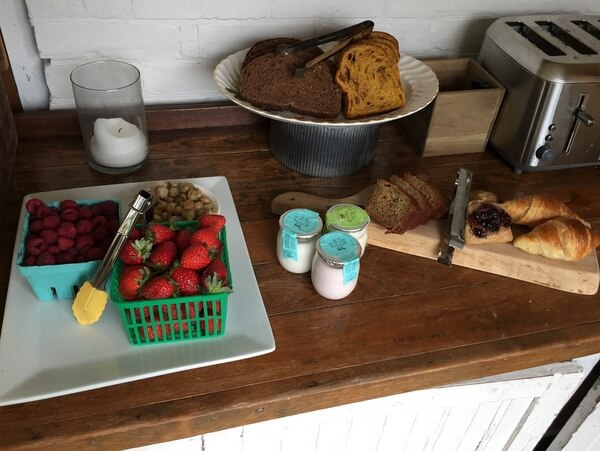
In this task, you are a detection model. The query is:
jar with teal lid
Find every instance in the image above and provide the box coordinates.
[311,231,361,300]
[277,208,323,274]
[325,203,370,256]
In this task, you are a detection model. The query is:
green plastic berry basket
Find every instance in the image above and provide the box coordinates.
[109,223,233,346]
[16,199,120,302]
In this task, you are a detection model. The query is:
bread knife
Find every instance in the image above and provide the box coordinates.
[437,168,473,266]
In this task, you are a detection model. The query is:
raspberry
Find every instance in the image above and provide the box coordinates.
[57,236,74,251]
[74,255,86,263]
[75,234,94,250]
[57,222,77,239]
[55,252,75,264]
[25,236,47,256]
[98,237,113,252]
[91,225,109,242]
[39,229,58,245]
[23,255,36,266]
[36,251,55,266]
[106,219,120,235]
[86,247,105,261]
[29,219,43,234]
[47,206,60,216]
[41,215,61,230]
[76,219,93,234]
[59,199,78,210]
[47,245,60,255]
[99,201,119,218]
[91,204,103,217]
[78,205,92,219]
[67,247,78,256]
[60,207,79,222]
[91,215,107,229]
[25,198,45,215]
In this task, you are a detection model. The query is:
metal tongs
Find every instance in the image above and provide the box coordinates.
[437,168,473,266]
[277,20,374,77]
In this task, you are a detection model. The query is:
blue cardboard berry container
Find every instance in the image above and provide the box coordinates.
[109,221,233,346]
[16,199,120,302]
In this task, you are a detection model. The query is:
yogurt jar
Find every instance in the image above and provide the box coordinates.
[311,231,361,300]
[325,203,370,256]
[276,208,323,274]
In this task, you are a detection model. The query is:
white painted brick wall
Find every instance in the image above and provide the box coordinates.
[23,0,600,109]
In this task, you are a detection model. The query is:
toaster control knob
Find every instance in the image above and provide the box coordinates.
[536,144,555,162]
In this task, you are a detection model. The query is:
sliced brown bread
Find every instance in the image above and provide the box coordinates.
[335,41,405,119]
[402,172,447,219]
[366,179,420,233]
[239,50,342,119]
[370,31,401,62]
[389,174,435,223]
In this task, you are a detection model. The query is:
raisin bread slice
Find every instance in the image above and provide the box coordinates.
[402,172,447,219]
[366,179,420,233]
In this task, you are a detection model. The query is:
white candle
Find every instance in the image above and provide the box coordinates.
[90,118,147,168]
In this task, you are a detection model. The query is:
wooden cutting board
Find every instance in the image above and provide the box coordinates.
[271,189,600,295]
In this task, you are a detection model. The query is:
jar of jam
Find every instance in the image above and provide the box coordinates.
[276,208,323,274]
[311,231,361,300]
[325,203,370,256]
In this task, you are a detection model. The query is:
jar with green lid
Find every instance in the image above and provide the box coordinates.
[311,231,361,300]
[276,208,323,274]
[325,203,370,256]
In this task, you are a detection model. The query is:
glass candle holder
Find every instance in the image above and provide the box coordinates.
[71,60,149,174]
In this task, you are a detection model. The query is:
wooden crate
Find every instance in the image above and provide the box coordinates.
[400,58,505,157]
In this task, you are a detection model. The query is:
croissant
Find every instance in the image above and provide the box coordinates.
[497,193,583,227]
[513,217,600,261]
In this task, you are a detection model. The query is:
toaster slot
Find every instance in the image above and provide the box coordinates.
[536,21,597,55]
[506,21,566,56]
[571,20,600,42]
[562,93,591,155]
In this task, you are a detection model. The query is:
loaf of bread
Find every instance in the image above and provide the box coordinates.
[239,40,342,119]
[366,173,446,234]
[497,193,583,228]
[335,41,405,119]
[465,201,513,245]
[513,217,600,261]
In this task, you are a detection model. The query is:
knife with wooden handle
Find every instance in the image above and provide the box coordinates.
[271,185,375,216]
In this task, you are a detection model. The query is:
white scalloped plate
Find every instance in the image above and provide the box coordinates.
[214,48,439,126]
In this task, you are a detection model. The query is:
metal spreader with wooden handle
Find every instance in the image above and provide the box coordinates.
[72,190,153,325]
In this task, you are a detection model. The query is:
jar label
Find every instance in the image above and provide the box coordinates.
[343,258,359,285]
[282,228,298,261]
[283,209,321,237]
[326,204,369,231]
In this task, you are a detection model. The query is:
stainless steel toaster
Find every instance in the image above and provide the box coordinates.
[478,15,600,173]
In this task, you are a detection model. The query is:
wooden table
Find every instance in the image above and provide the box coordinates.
[1,105,600,449]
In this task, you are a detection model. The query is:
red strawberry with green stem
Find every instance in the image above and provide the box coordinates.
[148,241,177,269]
[170,267,202,296]
[119,238,152,264]
[139,275,177,300]
[198,214,226,232]
[190,228,222,258]
[146,223,175,244]
[180,243,211,270]
[200,259,231,293]
[118,264,151,301]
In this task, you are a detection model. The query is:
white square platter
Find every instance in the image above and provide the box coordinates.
[0,176,275,406]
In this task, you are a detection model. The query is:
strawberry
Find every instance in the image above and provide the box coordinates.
[146,223,175,245]
[171,267,201,296]
[200,259,231,293]
[190,229,222,258]
[180,243,211,270]
[118,264,151,301]
[138,325,167,341]
[175,229,193,252]
[148,241,177,269]
[198,214,226,232]
[139,275,177,300]
[119,238,152,264]
[201,319,222,335]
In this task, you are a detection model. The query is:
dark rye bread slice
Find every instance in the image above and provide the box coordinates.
[402,172,447,219]
[242,38,302,69]
[365,179,420,233]
[239,50,342,119]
